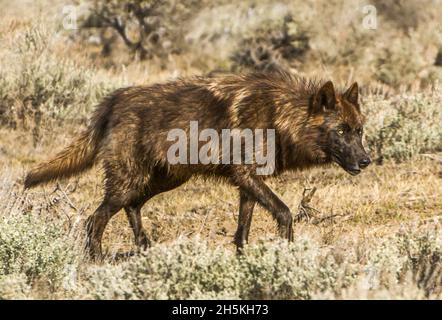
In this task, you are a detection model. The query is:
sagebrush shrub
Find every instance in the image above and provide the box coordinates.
[374,31,442,87]
[0,177,80,292]
[395,228,442,296]
[77,228,441,300]
[79,237,354,300]
[231,15,309,72]
[0,274,31,300]
[81,238,243,299]
[0,212,77,288]
[78,0,201,60]
[0,172,440,300]
[237,239,353,299]
[0,22,114,129]
[364,85,442,162]
[363,226,442,298]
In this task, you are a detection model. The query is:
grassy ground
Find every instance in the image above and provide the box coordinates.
[1,124,441,299]
[5,126,442,249]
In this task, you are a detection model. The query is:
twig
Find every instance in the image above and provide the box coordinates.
[421,153,442,164]
[56,182,78,211]
[294,187,353,225]
[295,187,319,223]
[311,213,350,225]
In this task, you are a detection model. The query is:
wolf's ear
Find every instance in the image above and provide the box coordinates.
[312,81,336,113]
[344,82,359,104]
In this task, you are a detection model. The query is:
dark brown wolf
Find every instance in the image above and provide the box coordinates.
[24,71,370,260]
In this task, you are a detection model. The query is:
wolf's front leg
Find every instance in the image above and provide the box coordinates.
[234,191,256,252]
[231,173,293,242]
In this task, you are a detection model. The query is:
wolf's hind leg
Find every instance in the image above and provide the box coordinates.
[124,169,191,250]
[86,197,123,261]
[125,203,151,250]
[85,159,149,260]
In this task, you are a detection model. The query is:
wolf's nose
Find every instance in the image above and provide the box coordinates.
[359,158,371,168]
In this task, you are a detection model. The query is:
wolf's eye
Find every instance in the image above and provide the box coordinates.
[357,128,363,136]
[337,129,344,136]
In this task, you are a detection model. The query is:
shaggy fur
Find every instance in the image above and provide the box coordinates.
[24,71,370,260]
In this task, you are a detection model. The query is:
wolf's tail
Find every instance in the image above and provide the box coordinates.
[24,96,114,189]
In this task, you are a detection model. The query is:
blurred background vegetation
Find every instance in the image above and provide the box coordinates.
[1,0,441,159]
[70,0,442,86]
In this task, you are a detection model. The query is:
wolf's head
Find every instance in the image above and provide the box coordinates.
[310,81,371,175]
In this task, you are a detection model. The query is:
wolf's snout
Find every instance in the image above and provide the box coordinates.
[358,157,371,169]
[347,165,361,175]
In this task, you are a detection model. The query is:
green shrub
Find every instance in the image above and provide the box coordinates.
[81,238,243,299]
[0,173,440,300]
[364,86,442,162]
[0,274,31,300]
[231,15,309,72]
[0,178,80,292]
[374,31,442,87]
[0,22,116,129]
[363,226,442,298]
[76,225,441,300]
[79,236,354,300]
[0,212,78,288]
[78,0,201,60]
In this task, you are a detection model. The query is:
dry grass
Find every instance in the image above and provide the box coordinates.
[0,157,441,299]
[1,118,441,299]
[4,127,440,255]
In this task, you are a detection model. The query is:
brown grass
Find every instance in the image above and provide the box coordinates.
[2,125,441,255]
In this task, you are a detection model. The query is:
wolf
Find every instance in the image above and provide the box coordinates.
[24,71,371,259]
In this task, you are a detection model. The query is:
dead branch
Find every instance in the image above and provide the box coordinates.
[421,153,442,164]
[294,187,352,225]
